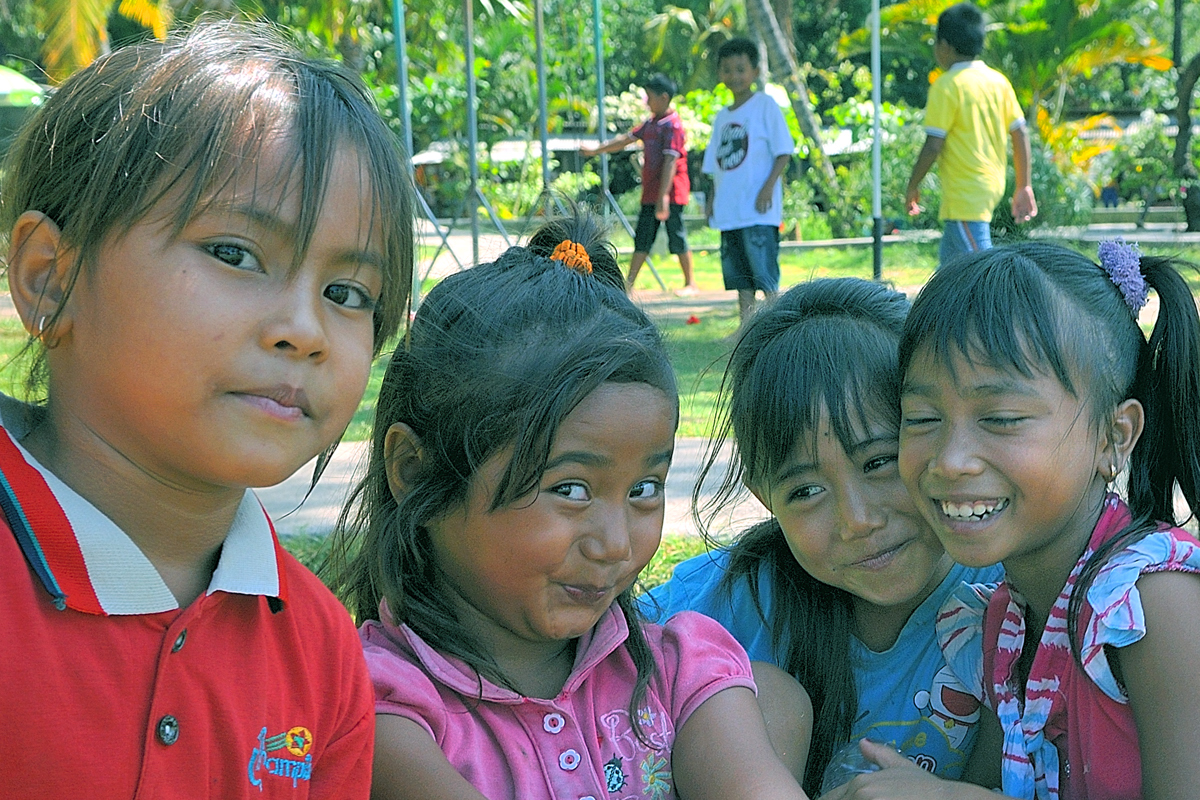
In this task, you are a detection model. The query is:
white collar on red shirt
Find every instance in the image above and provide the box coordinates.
[0,394,286,615]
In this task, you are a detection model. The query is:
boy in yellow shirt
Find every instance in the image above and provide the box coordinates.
[905,2,1037,266]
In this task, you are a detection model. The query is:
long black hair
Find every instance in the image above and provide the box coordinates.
[330,210,677,721]
[693,277,911,795]
[898,241,1200,659]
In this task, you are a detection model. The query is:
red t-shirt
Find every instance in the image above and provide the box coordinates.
[632,110,690,206]
[0,426,374,799]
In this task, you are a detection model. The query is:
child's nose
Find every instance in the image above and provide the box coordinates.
[837,485,886,541]
[581,504,635,564]
[927,426,984,479]
[263,282,329,361]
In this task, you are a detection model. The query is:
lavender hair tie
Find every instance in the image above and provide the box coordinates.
[1098,239,1148,315]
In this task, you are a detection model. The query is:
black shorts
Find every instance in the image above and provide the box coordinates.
[633,204,689,255]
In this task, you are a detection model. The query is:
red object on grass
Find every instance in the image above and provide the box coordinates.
[686,315,701,325]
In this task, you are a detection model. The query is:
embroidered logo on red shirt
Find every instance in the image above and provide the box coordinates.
[248,726,314,789]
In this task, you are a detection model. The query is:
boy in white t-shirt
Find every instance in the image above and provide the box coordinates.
[703,37,794,331]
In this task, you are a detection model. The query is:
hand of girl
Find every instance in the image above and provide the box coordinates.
[818,741,1012,800]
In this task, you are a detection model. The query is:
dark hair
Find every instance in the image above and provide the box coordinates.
[936,2,986,58]
[692,278,910,795]
[331,210,677,720]
[717,37,760,69]
[644,73,677,97]
[898,241,1200,662]
[2,20,415,395]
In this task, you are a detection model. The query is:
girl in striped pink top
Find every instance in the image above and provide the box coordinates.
[859,240,1200,800]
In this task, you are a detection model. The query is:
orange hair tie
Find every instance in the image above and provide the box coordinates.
[549,239,592,274]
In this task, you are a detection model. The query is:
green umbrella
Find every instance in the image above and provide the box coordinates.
[0,65,43,108]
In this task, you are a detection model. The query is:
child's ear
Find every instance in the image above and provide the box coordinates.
[383,422,425,502]
[1102,398,1145,479]
[7,211,75,344]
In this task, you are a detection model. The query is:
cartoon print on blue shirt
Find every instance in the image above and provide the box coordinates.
[912,665,981,752]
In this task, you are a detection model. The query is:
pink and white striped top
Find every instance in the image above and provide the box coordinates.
[936,494,1200,799]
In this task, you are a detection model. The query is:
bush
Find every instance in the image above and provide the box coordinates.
[993,131,1093,238]
[806,100,935,237]
[1093,110,1199,210]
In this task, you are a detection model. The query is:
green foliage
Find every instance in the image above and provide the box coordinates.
[993,131,1094,237]
[1097,111,1197,205]
[641,0,742,92]
[817,98,936,236]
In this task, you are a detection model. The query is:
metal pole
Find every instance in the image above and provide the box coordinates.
[871,0,883,281]
[464,0,480,264]
[392,0,431,306]
[535,0,551,210]
[592,0,609,217]
[392,0,414,160]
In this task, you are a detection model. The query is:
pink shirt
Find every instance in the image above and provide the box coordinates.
[361,606,755,800]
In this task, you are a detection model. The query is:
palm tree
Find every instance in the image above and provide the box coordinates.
[844,0,1170,124]
[743,0,838,187]
[643,0,744,91]
[39,0,171,80]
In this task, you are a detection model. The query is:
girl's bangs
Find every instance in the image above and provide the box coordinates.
[737,319,900,484]
[903,250,1076,393]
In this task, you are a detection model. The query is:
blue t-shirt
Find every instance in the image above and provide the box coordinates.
[640,550,1003,780]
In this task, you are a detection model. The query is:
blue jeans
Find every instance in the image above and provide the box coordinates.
[720,226,780,291]
[939,220,992,268]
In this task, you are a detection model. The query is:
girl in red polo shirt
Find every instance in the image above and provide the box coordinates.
[0,21,413,799]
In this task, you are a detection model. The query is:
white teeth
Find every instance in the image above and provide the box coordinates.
[941,499,1008,520]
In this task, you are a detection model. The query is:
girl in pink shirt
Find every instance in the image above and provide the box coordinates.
[827,240,1200,800]
[331,213,813,800]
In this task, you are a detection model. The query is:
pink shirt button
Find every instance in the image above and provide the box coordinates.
[543,712,565,734]
[559,749,581,771]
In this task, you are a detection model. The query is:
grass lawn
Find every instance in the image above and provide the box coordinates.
[630,240,942,294]
[357,238,1200,440]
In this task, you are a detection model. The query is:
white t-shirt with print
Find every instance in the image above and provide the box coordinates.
[702,91,794,230]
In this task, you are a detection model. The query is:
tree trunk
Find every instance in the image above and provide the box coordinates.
[1174,52,1200,232]
[744,0,838,190]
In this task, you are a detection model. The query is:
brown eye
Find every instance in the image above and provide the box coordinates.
[206,243,258,270]
[324,282,375,310]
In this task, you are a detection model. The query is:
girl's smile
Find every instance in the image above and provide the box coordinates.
[899,345,1110,580]
[749,410,950,612]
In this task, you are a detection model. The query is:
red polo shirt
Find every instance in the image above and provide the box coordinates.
[0,420,373,799]
[632,109,690,206]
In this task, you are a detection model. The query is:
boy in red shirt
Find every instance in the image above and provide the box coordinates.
[583,74,697,295]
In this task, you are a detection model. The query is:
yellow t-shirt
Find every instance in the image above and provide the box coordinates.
[924,61,1024,222]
